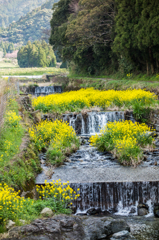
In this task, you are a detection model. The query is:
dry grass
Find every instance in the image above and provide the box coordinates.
[0,78,8,98]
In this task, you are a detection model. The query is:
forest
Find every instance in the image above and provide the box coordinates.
[17,40,56,67]
[50,0,159,76]
[0,41,15,56]
[0,0,59,45]
[0,0,48,28]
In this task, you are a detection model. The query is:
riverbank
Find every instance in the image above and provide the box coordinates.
[51,75,159,94]
[1,214,159,240]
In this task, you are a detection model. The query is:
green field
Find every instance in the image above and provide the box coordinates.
[0,62,19,68]
[0,66,68,77]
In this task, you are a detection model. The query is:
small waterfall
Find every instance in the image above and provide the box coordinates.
[87,111,124,135]
[63,111,125,135]
[71,181,159,216]
[35,86,62,96]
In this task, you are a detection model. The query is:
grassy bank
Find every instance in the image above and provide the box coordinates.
[65,77,159,93]
[0,96,41,189]
[0,83,81,232]
[0,67,68,77]
[69,71,159,82]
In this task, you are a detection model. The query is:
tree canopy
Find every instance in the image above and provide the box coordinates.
[17,40,56,68]
[50,0,116,75]
[0,41,15,57]
[113,0,159,74]
[50,0,159,75]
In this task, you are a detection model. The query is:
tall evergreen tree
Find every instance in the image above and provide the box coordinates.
[113,0,159,74]
[17,40,56,68]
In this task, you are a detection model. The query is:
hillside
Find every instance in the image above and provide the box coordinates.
[0,0,48,28]
[0,0,58,44]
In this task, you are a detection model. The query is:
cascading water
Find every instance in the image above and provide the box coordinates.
[35,86,62,96]
[71,181,159,216]
[63,111,125,135]
[36,110,159,217]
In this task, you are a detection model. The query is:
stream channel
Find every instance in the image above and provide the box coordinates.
[36,111,159,218]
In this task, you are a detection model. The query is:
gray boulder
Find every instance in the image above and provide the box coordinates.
[154,203,159,217]
[40,207,53,217]
[6,215,130,240]
[138,208,148,216]
[110,230,136,239]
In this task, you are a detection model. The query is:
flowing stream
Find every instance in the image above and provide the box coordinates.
[36,111,159,217]
[35,86,62,96]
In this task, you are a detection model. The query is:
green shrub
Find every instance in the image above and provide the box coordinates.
[90,120,154,167]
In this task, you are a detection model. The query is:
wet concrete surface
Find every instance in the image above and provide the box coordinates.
[36,137,159,184]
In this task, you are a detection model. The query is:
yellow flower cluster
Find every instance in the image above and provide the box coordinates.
[127,73,132,77]
[90,120,153,166]
[115,136,137,150]
[5,110,21,127]
[156,73,159,78]
[29,120,78,151]
[104,120,151,136]
[0,183,33,224]
[36,179,80,206]
[90,120,151,144]
[32,88,156,113]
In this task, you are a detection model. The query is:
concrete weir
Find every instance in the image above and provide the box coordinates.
[36,167,159,215]
[71,181,159,215]
[36,111,159,215]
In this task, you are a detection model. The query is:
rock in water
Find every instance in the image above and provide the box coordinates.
[138,208,148,216]
[110,230,136,239]
[154,203,159,217]
[86,207,102,215]
[137,203,149,216]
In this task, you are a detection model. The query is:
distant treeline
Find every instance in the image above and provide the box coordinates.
[0,41,15,56]
[17,40,56,68]
[0,0,59,45]
[50,0,159,75]
[0,0,47,28]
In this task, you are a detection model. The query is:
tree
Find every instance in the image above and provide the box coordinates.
[113,0,159,74]
[49,0,71,56]
[50,0,117,74]
[66,0,115,47]
[17,40,56,68]
[134,0,159,74]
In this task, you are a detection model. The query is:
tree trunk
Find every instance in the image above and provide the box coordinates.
[156,59,159,72]
[151,63,154,74]
[149,48,154,74]
[146,60,149,75]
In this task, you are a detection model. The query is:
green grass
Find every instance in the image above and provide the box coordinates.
[0,58,19,69]
[66,76,159,92]
[69,71,159,82]
[0,98,25,167]
[97,72,159,82]
[0,67,68,77]
[0,182,74,232]
[0,97,41,189]
[0,62,18,68]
